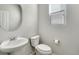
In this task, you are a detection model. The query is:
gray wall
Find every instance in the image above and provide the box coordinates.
[38,4,79,55]
[0,4,38,54]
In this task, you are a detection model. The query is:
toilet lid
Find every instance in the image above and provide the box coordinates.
[35,44,51,52]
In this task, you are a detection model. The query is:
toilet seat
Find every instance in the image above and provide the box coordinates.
[35,44,52,54]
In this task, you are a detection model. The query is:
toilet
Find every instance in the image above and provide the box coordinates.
[35,44,52,55]
[30,35,52,55]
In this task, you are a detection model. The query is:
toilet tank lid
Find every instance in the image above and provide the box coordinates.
[35,44,52,52]
[30,35,40,39]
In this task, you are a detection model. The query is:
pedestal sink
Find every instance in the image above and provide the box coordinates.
[0,37,33,55]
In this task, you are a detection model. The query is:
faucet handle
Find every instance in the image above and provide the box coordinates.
[9,37,16,41]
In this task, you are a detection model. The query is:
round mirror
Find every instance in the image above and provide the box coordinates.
[0,4,22,31]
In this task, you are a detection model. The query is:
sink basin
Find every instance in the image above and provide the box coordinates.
[0,37,29,53]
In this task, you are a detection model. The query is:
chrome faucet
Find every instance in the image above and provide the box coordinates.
[10,37,16,41]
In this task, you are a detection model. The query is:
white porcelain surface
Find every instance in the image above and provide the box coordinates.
[30,35,40,47]
[0,37,28,53]
[35,44,51,52]
[35,44,52,55]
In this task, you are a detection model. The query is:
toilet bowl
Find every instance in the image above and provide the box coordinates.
[35,44,52,55]
[30,35,52,55]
